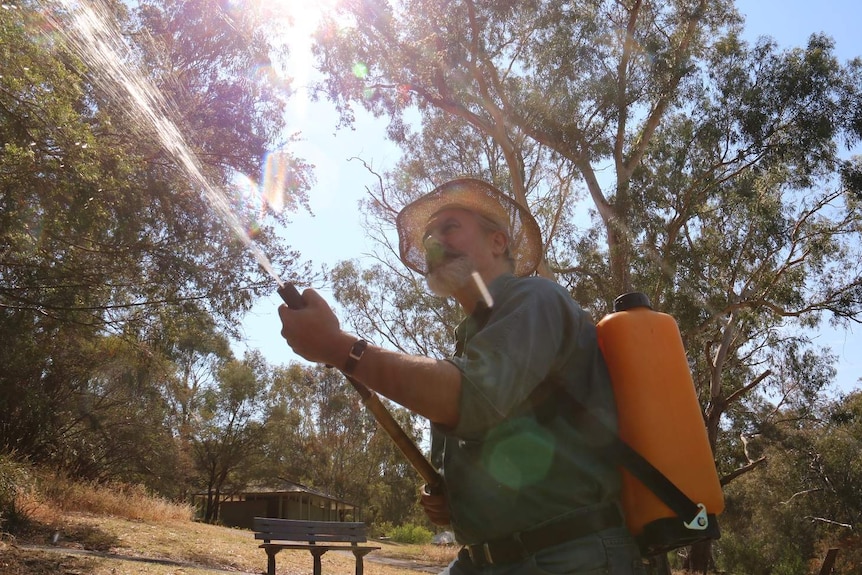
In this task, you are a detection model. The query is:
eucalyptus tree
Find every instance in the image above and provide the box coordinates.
[718,391,862,573]
[0,0,312,471]
[261,362,425,525]
[191,351,270,523]
[309,0,862,569]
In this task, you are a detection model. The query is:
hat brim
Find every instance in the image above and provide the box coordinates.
[396,178,543,277]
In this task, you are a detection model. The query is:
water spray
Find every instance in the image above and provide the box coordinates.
[46,0,441,493]
[44,0,284,286]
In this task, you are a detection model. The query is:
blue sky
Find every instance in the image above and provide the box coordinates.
[236,0,862,395]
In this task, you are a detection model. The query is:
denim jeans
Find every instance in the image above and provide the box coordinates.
[441,527,647,575]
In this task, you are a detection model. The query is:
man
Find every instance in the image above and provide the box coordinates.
[279,178,645,574]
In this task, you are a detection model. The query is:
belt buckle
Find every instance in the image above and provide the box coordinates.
[467,543,494,565]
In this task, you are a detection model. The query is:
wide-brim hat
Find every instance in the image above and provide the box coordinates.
[396,178,543,277]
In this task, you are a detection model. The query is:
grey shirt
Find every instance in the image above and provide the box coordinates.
[430,273,621,544]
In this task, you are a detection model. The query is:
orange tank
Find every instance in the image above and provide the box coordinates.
[596,292,724,552]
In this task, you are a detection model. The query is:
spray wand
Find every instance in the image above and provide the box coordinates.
[277,283,443,492]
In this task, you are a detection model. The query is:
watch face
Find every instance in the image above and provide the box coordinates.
[345,339,368,373]
[352,340,368,358]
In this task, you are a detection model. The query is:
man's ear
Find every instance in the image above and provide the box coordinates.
[490,230,509,257]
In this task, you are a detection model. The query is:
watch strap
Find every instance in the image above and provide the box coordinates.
[343,339,368,374]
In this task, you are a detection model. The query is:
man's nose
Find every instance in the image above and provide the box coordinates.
[423,235,446,265]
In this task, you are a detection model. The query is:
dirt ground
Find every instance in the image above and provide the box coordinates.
[0,516,451,575]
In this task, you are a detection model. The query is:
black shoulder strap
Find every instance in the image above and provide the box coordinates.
[568,395,704,525]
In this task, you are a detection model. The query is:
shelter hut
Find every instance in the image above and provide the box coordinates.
[194,479,364,529]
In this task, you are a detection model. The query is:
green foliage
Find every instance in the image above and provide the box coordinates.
[0,0,310,487]
[191,352,270,523]
[0,454,33,534]
[368,520,393,539]
[841,158,862,199]
[385,522,433,545]
[714,392,862,574]
[258,362,427,527]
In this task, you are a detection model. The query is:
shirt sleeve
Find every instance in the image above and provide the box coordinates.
[444,278,587,439]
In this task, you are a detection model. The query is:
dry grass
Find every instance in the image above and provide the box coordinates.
[2,473,697,575]
[3,511,455,574]
[27,471,193,523]
[1,472,457,575]
[375,541,458,566]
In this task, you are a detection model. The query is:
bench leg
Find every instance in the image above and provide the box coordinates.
[310,548,327,575]
[352,549,375,575]
[265,547,278,575]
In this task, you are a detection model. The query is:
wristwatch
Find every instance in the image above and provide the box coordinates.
[343,339,368,374]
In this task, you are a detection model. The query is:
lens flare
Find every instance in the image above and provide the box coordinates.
[487,426,556,490]
[352,61,368,78]
[261,150,307,214]
[262,151,291,213]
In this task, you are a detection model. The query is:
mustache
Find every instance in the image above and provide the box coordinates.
[425,244,464,270]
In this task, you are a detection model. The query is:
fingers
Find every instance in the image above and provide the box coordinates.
[419,484,450,527]
[278,304,292,341]
[277,288,342,364]
[301,287,324,307]
[278,288,322,336]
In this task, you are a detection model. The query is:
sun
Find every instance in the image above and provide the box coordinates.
[247,0,341,42]
[225,0,344,217]
[243,0,342,92]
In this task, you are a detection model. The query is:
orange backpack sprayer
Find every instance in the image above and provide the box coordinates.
[595,292,724,555]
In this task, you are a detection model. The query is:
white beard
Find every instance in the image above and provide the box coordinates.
[426,256,474,298]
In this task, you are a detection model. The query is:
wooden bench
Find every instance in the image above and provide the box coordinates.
[252,517,380,575]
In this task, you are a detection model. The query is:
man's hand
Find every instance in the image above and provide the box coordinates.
[278,288,351,366]
[420,484,450,527]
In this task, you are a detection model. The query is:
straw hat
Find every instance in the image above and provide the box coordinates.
[396,178,543,277]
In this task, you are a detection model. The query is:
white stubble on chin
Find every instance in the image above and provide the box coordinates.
[426,256,474,298]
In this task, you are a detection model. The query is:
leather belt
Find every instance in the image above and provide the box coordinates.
[459,504,623,567]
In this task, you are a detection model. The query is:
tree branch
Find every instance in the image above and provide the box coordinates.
[720,455,766,486]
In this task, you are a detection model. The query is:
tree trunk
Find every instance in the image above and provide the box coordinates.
[204,490,215,523]
[684,540,713,574]
[647,553,671,575]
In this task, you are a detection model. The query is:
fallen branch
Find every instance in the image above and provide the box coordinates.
[804,516,853,529]
[780,488,823,505]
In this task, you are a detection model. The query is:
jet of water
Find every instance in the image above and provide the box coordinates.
[43,0,286,288]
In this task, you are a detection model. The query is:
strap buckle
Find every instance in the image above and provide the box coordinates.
[683,503,710,531]
[343,339,368,374]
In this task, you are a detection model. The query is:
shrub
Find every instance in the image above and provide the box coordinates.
[369,520,392,539]
[386,523,433,544]
[0,453,33,533]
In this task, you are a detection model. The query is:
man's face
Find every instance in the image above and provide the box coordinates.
[423,208,495,297]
